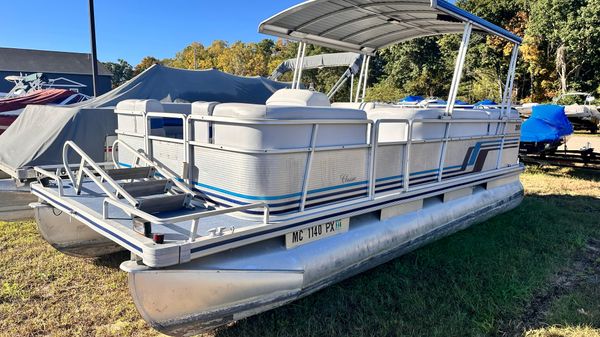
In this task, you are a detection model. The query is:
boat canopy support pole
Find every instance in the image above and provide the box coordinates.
[355,56,367,102]
[327,69,351,99]
[350,74,354,102]
[360,55,371,102]
[295,42,307,89]
[501,44,519,117]
[292,42,307,90]
[445,22,472,116]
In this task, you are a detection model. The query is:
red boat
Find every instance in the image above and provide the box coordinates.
[0,89,85,135]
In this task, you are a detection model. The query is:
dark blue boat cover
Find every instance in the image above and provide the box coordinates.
[520,104,573,143]
[399,95,424,102]
[474,99,497,106]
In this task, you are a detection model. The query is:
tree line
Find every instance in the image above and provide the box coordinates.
[103,0,600,104]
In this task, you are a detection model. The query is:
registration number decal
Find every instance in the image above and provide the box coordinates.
[285,218,349,249]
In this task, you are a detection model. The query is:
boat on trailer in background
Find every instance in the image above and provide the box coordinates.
[30,0,524,335]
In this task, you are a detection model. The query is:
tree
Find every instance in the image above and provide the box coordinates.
[215,41,268,76]
[525,0,600,97]
[365,80,403,102]
[376,37,451,98]
[134,56,161,75]
[103,59,134,88]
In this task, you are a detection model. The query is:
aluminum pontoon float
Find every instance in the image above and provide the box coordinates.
[31,0,523,335]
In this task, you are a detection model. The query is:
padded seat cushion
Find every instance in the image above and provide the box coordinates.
[209,103,366,120]
[115,99,164,113]
[191,101,219,115]
[266,89,331,107]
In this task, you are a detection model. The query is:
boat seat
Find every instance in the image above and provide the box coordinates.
[331,102,376,111]
[188,91,370,214]
[191,101,219,116]
[116,99,192,139]
[190,102,220,142]
[266,89,330,107]
[363,107,510,142]
[192,102,367,149]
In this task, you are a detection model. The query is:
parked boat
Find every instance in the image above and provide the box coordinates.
[397,95,425,105]
[519,104,573,154]
[553,92,600,134]
[30,0,524,335]
[0,88,87,135]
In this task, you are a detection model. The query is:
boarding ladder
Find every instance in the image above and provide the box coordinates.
[62,140,199,215]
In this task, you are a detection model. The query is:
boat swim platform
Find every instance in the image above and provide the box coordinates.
[31,164,523,268]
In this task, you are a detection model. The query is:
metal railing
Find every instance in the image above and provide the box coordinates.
[111,138,195,196]
[102,197,269,242]
[53,139,272,243]
[63,140,139,206]
[187,115,376,209]
[114,108,520,220]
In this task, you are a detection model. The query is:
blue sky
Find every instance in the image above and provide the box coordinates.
[0,0,299,65]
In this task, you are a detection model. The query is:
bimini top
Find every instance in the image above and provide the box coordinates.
[269,52,363,80]
[259,0,522,55]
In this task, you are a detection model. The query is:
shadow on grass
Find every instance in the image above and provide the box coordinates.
[528,165,600,182]
[214,194,600,337]
[92,250,130,268]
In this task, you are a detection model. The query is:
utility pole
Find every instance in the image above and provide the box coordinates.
[88,0,99,96]
[193,44,197,69]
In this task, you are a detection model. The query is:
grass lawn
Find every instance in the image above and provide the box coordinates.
[0,166,599,337]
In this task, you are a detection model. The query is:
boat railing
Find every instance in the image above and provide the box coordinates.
[116,110,520,220]
[62,140,139,206]
[51,138,272,244]
[33,166,64,197]
[102,197,269,242]
[187,115,376,211]
[111,137,195,197]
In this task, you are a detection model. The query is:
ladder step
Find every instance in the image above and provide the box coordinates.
[137,194,188,214]
[106,167,154,181]
[120,179,171,198]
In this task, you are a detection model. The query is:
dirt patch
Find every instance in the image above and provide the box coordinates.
[499,238,600,336]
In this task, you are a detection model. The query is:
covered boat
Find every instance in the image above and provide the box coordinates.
[553,92,600,134]
[31,0,524,335]
[397,95,425,105]
[0,88,86,135]
[0,65,290,180]
[519,104,573,154]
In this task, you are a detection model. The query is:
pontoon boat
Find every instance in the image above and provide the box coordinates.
[30,0,523,335]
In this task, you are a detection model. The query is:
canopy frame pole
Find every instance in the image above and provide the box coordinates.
[445,22,472,116]
[295,42,307,89]
[355,56,367,102]
[291,42,304,89]
[501,44,519,117]
[327,69,351,99]
[350,74,354,102]
[360,55,371,102]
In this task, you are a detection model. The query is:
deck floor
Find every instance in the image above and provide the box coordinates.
[37,179,264,243]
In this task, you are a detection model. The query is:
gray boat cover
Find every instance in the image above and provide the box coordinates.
[269,52,363,80]
[0,65,290,176]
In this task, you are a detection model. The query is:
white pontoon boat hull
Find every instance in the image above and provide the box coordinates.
[121,179,523,336]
